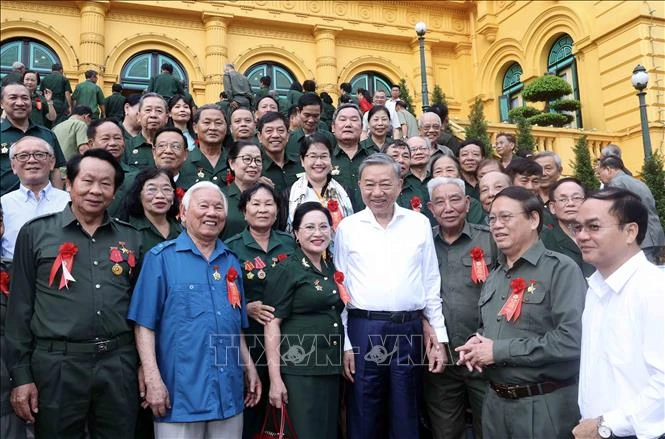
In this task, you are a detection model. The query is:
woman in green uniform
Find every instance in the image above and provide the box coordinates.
[224,182,296,439]
[221,140,265,239]
[22,70,56,127]
[360,105,391,151]
[120,167,182,251]
[264,202,344,439]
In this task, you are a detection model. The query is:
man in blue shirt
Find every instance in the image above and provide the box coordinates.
[128,181,261,438]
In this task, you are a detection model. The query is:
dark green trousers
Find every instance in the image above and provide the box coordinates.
[282,374,339,439]
[423,366,487,439]
[31,344,139,439]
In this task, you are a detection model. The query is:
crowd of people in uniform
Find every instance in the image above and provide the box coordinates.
[1,59,664,439]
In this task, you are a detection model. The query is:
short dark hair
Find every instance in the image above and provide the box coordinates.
[297,92,323,110]
[496,132,516,144]
[87,118,122,140]
[548,177,587,204]
[320,92,333,105]
[598,155,624,171]
[238,182,281,214]
[161,62,173,73]
[22,70,41,85]
[429,153,460,176]
[340,82,352,94]
[112,83,123,93]
[256,94,279,110]
[121,167,179,220]
[586,187,648,245]
[458,139,486,158]
[381,138,411,158]
[72,105,93,116]
[85,70,97,79]
[430,103,449,120]
[367,105,391,123]
[506,158,543,179]
[260,76,272,87]
[303,79,316,92]
[193,104,225,124]
[67,148,124,192]
[391,84,401,90]
[292,201,332,231]
[290,81,303,92]
[51,63,63,71]
[493,186,544,234]
[153,126,188,148]
[125,93,141,107]
[300,132,333,159]
[257,111,288,133]
[228,140,260,161]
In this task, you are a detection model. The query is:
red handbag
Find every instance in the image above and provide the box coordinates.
[253,401,297,439]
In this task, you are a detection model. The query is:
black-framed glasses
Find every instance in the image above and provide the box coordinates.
[11,152,53,162]
[237,155,262,166]
[154,142,184,152]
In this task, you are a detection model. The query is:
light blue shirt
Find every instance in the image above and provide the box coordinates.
[128,231,249,423]
[1,183,70,259]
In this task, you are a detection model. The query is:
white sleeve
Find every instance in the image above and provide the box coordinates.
[420,217,448,343]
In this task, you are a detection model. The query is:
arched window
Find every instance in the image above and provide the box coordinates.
[245,62,296,98]
[350,71,392,96]
[120,52,188,92]
[1,38,60,80]
[499,62,523,122]
[548,34,582,128]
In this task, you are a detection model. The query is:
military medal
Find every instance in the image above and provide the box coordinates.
[132,149,139,154]
[109,246,124,276]
[254,256,266,279]
[314,279,323,291]
[247,272,255,280]
[244,260,255,271]
[213,176,218,181]
[212,265,222,281]
[527,280,537,294]
[0,144,8,154]
[197,168,205,179]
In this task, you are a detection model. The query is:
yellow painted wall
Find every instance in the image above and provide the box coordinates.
[2,0,664,172]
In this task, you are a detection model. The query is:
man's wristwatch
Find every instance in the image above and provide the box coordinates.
[597,416,612,439]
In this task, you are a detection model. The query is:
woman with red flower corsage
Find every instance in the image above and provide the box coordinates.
[263,202,345,439]
[224,182,296,438]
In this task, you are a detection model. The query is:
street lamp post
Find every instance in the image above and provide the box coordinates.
[631,64,652,159]
[415,21,429,113]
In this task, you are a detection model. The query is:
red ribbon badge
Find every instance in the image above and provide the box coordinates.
[244,260,255,271]
[334,271,352,305]
[470,247,489,284]
[109,247,123,263]
[498,278,526,322]
[48,242,78,289]
[0,271,9,296]
[175,187,185,203]
[35,96,42,111]
[226,267,241,308]
[327,199,343,230]
[225,170,235,186]
[127,251,136,269]
[277,253,288,262]
[410,196,422,213]
[253,256,266,269]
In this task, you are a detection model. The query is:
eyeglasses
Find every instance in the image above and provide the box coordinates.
[143,186,175,197]
[154,142,184,152]
[569,222,624,236]
[488,211,525,226]
[554,195,585,205]
[409,146,430,153]
[304,153,331,161]
[299,224,331,234]
[421,124,441,131]
[11,152,53,162]
[237,155,262,166]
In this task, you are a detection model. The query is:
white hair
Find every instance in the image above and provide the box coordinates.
[427,176,466,199]
[417,112,441,128]
[9,136,55,158]
[181,181,227,212]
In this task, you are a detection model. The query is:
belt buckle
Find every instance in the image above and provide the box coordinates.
[95,340,109,353]
[503,385,519,399]
[390,312,404,324]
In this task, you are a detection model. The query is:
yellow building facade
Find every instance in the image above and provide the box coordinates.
[1,0,664,173]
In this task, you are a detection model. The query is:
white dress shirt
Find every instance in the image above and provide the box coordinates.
[334,205,448,351]
[578,251,665,438]
[1,183,70,259]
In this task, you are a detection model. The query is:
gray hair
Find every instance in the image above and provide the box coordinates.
[417,112,441,128]
[332,103,362,121]
[427,176,466,199]
[181,181,227,213]
[139,92,167,111]
[358,153,401,181]
[9,136,55,158]
[12,61,25,71]
[600,143,622,159]
[534,151,563,172]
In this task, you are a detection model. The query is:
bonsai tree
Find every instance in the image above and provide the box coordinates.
[431,85,446,106]
[570,135,600,190]
[465,96,492,156]
[641,150,665,233]
[397,78,415,113]
[509,74,581,127]
[515,116,536,155]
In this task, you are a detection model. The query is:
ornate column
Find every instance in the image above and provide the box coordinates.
[202,12,233,103]
[78,1,109,74]
[314,25,342,97]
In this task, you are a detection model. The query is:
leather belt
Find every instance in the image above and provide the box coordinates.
[347,308,422,324]
[490,376,577,399]
[35,332,134,354]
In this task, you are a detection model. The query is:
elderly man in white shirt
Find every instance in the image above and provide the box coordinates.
[334,153,448,439]
[572,188,664,439]
[1,136,70,259]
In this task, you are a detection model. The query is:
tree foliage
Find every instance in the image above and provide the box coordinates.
[464,96,492,156]
[641,150,665,233]
[515,116,536,155]
[570,135,600,190]
[431,85,446,106]
[397,78,415,113]
[517,74,581,127]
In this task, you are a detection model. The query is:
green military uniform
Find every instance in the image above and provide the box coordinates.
[285,127,336,156]
[217,99,232,124]
[467,198,487,225]
[129,215,182,253]
[540,209,566,255]
[359,137,382,151]
[261,152,303,193]
[331,144,374,212]
[29,91,51,127]
[397,172,434,224]
[124,133,155,171]
[40,71,72,125]
[286,90,302,108]
[6,205,143,438]
[465,179,480,200]
[224,229,296,439]
[147,73,183,101]
[0,119,66,194]
[321,102,335,132]
[72,79,105,119]
[221,183,247,240]
[1,72,22,87]
[224,71,253,109]
[424,222,497,439]
[52,116,89,160]
[549,222,595,277]
[253,87,269,110]
[104,92,126,122]
[437,131,462,156]
[187,147,229,187]
[263,248,343,439]
[478,240,585,438]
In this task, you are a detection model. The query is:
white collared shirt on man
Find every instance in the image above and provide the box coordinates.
[334,204,448,351]
[578,251,664,438]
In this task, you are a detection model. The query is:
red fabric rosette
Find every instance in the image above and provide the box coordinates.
[470,247,489,284]
[226,267,241,308]
[0,271,9,296]
[327,199,342,230]
[48,242,78,289]
[277,253,288,262]
[410,196,422,213]
[334,271,352,305]
[35,96,42,111]
[498,278,526,322]
[225,170,235,186]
